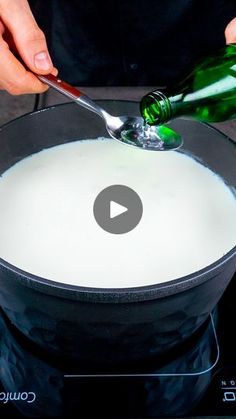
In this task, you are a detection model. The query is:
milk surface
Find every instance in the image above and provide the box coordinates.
[0,138,235,288]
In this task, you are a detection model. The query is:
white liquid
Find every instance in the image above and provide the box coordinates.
[0,138,235,288]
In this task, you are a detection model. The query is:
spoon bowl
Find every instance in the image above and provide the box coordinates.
[38,74,182,151]
[111,115,183,150]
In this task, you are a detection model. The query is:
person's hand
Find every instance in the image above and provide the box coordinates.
[225,17,236,43]
[0,0,57,95]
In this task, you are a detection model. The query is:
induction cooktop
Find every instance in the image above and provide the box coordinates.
[0,273,236,418]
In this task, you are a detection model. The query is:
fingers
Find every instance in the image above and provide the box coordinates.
[0,0,58,94]
[0,0,54,74]
[225,17,236,44]
[0,35,57,94]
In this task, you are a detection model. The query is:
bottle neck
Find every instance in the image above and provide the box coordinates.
[146,91,172,124]
[152,90,198,123]
[141,89,198,125]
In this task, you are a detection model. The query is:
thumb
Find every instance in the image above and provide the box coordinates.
[0,0,54,74]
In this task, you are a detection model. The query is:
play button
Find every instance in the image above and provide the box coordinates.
[110,201,128,219]
[93,185,143,234]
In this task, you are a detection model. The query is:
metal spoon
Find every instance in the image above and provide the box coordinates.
[38,74,182,151]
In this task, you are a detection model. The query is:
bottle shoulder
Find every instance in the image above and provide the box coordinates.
[167,44,236,96]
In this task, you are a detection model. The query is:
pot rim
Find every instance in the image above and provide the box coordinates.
[0,101,235,303]
[0,246,235,303]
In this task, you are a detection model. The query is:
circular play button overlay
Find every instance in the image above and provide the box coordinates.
[93,185,143,234]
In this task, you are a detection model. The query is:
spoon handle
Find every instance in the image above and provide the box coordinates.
[38,74,83,100]
[38,74,107,119]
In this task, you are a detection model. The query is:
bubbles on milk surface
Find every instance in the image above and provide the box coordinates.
[0,137,235,288]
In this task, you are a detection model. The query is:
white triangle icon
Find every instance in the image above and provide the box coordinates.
[110,201,128,219]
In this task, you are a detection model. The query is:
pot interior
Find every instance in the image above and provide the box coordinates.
[0,101,235,291]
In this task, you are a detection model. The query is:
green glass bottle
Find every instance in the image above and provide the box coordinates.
[140,44,236,125]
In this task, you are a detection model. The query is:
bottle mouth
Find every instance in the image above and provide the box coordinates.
[141,91,172,125]
[150,91,172,124]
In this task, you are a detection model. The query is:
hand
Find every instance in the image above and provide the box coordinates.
[225,17,236,43]
[0,0,57,95]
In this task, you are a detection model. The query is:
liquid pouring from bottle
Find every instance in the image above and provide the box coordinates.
[38,74,182,151]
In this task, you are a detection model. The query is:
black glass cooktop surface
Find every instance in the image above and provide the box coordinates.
[0,273,236,418]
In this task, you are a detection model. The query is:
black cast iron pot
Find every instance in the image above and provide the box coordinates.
[0,101,235,368]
